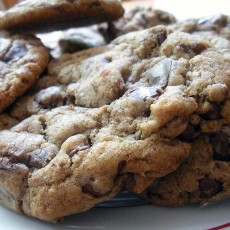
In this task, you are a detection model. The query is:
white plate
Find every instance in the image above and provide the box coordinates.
[0,199,230,230]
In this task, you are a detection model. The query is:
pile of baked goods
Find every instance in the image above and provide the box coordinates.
[0,0,229,223]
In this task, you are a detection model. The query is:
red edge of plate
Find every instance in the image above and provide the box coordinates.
[208,223,230,230]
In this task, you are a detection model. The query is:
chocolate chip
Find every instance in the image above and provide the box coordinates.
[199,178,223,198]
[178,123,199,143]
[192,44,207,54]
[0,157,27,172]
[211,15,228,27]
[117,160,126,174]
[88,138,93,147]
[179,43,207,55]
[123,173,135,192]
[143,109,151,117]
[200,103,221,120]
[114,160,127,180]
[146,58,172,89]
[9,154,28,165]
[210,132,230,161]
[28,149,50,168]
[82,184,110,198]
[128,86,160,100]
[68,145,90,157]
[198,15,228,28]
[34,86,67,109]
[179,44,191,53]
[3,43,27,62]
[157,31,167,46]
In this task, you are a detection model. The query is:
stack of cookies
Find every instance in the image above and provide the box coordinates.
[0,0,229,223]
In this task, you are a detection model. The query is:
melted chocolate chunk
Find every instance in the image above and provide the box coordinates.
[200,103,221,120]
[82,184,110,198]
[179,44,191,53]
[3,43,27,62]
[128,86,160,100]
[143,109,151,117]
[211,14,228,27]
[0,157,27,172]
[179,43,207,55]
[210,132,230,161]
[157,31,167,46]
[146,58,172,89]
[192,44,207,54]
[127,58,172,100]
[68,145,90,157]
[199,178,223,198]
[28,149,51,168]
[198,15,228,29]
[128,59,172,100]
[34,86,67,109]
[117,160,126,174]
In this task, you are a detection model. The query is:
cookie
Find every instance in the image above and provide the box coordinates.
[0,100,191,221]
[0,0,124,33]
[0,26,198,222]
[1,25,230,221]
[7,26,230,123]
[9,46,109,121]
[142,126,230,206]
[139,25,230,206]
[10,26,168,120]
[0,31,49,113]
[0,0,21,10]
[99,7,176,42]
[9,74,62,121]
[170,14,230,40]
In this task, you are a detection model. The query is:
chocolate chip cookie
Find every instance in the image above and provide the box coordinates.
[0,31,49,113]
[142,126,230,206]
[0,0,124,33]
[9,26,230,122]
[1,26,230,222]
[99,7,176,42]
[0,26,195,222]
[9,74,62,121]
[0,99,191,222]
[170,14,230,40]
[138,23,230,206]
